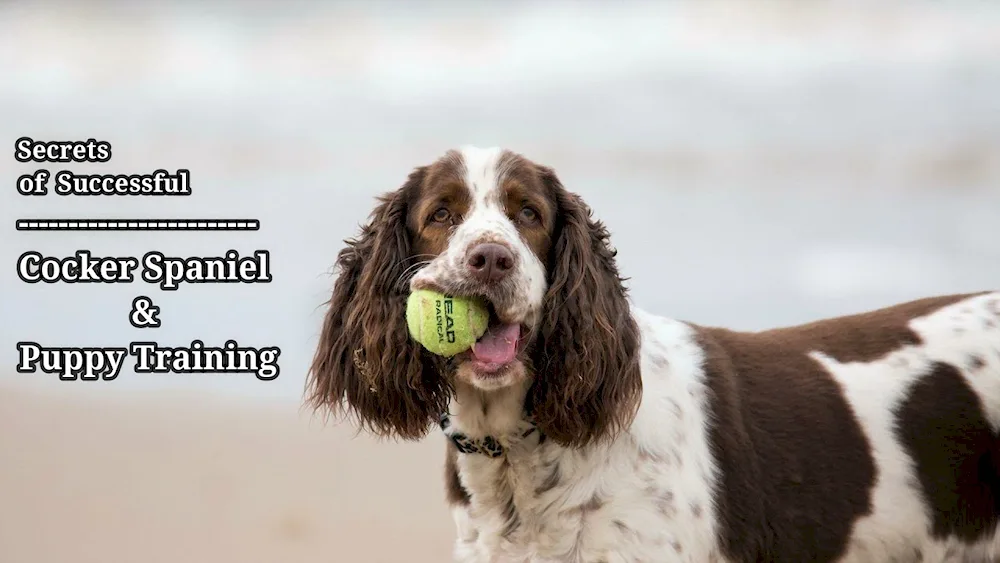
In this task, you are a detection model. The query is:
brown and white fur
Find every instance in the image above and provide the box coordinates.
[307,146,1000,562]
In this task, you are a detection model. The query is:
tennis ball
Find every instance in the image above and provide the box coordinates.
[406,290,489,357]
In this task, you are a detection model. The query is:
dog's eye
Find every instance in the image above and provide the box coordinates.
[518,206,539,224]
[431,208,451,223]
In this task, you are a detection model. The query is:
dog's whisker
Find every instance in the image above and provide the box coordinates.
[396,260,431,287]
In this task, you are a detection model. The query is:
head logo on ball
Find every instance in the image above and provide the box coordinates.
[436,297,455,345]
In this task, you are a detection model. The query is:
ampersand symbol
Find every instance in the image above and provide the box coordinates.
[129,295,161,328]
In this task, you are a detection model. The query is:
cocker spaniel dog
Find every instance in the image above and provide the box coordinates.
[308,146,1000,563]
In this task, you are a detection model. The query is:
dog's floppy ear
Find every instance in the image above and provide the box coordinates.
[527,166,643,447]
[307,167,448,440]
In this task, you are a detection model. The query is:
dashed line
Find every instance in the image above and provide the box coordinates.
[15,219,260,231]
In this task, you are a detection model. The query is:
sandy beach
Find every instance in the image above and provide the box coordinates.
[0,382,454,563]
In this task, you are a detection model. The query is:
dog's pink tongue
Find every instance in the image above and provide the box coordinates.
[472,323,520,365]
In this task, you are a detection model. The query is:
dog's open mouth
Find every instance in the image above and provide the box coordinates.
[464,303,529,375]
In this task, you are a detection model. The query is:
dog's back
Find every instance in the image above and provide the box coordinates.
[695,291,1000,561]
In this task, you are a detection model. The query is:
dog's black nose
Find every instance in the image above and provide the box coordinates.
[467,243,514,284]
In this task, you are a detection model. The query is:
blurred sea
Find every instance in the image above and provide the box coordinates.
[1,1,999,402]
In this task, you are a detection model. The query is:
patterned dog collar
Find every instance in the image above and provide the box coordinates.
[439,413,540,458]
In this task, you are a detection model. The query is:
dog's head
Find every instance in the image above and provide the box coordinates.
[307,147,641,447]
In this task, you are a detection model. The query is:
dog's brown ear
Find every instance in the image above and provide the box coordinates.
[527,166,643,447]
[306,167,448,440]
